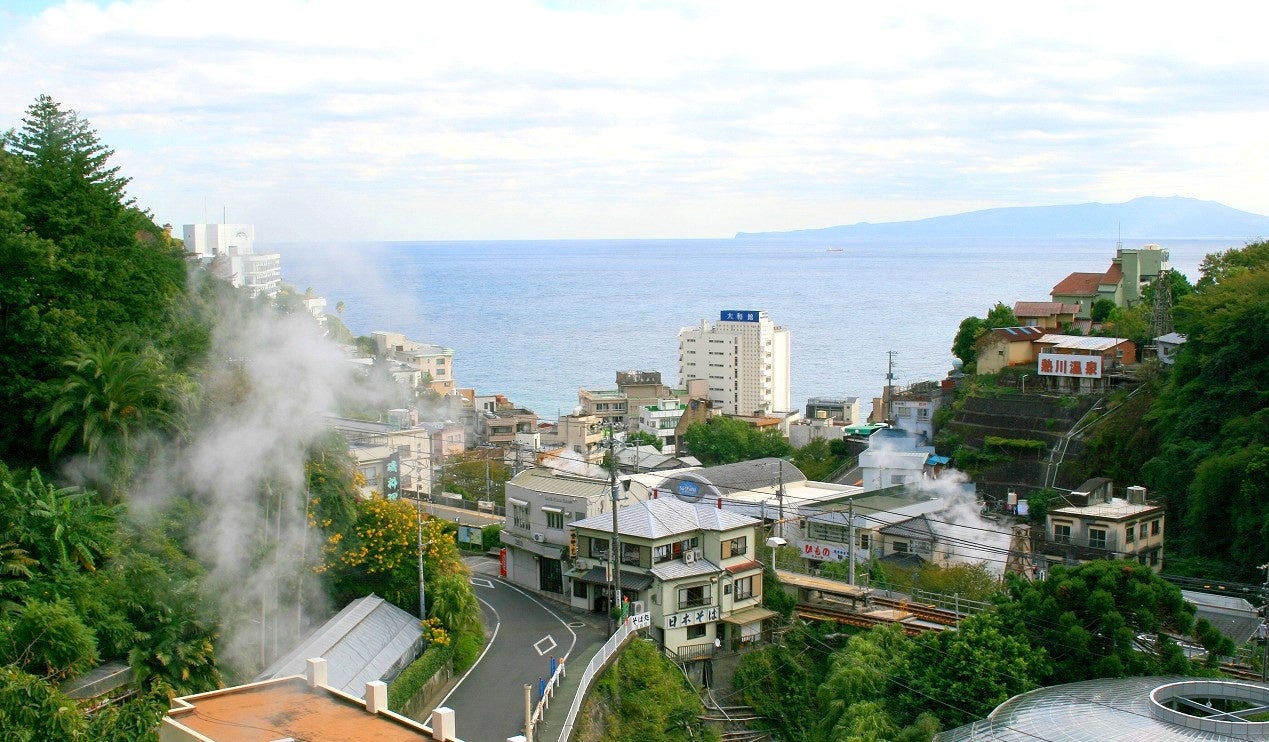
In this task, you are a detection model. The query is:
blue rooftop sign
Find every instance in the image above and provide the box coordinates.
[720,310,760,322]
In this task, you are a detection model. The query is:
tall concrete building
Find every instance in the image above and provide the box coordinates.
[182,223,281,298]
[678,310,791,416]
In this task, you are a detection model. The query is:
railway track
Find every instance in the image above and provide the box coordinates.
[871,596,961,625]
[795,604,933,636]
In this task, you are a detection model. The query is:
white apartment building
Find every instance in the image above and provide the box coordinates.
[636,399,687,453]
[182,223,281,298]
[678,310,791,416]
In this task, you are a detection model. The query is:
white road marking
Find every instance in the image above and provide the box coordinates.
[534,635,557,656]
[470,577,495,589]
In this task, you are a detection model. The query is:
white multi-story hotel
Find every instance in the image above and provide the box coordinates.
[182,223,281,298]
[678,310,791,416]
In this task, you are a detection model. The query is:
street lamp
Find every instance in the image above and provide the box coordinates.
[765,536,786,573]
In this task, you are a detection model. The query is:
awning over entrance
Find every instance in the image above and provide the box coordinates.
[571,566,653,592]
[720,606,777,625]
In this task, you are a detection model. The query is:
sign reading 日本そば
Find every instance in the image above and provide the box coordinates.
[1038,353,1102,379]
[720,310,760,322]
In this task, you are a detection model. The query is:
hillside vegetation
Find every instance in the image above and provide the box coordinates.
[0,96,482,737]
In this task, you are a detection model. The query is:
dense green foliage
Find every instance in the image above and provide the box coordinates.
[0,96,191,465]
[625,430,663,451]
[584,638,719,742]
[790,437,848,481]
[682,416,792,465]
[438,449,511,503]
[388,643,452,711]
[733,562,1232,738]
[1134,240,1269,579]
[0,96,485,736]
[951,301,1018,366]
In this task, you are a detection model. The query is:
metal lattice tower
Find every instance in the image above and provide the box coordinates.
[1150,268,1174,338]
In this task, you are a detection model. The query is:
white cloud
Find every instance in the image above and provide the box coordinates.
[2,0,1267,239]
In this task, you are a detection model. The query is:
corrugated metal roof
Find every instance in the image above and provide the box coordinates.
[257,595,422,699]
[569,498,758,539]
[650,558,723,581]
[1036,334,1129,351]
[507,468,610,499]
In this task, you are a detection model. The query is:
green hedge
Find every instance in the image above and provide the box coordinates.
[388,643,453,711]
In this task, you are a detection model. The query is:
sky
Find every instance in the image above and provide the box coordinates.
[2,0,1267,242]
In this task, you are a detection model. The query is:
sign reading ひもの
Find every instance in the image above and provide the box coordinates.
[1038,353,1102,379]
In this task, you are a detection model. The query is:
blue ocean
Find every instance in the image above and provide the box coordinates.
[270,238,1233,419]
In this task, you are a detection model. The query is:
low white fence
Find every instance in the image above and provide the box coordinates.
[555,621,636,742]
[529,656,567,731]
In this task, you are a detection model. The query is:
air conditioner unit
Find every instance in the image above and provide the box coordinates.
[533,533,546,543]
[631,600,646,614]
[683,549,696,564]
[692,548,703,561]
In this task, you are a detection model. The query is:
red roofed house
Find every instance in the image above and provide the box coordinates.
[1013,301,1082,330]
[1050,243,1171,319]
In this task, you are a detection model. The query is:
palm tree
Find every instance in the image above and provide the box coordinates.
[40,341,185,498]
[13,471,118,574]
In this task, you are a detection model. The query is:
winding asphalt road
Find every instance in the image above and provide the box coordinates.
[437,557,605,742]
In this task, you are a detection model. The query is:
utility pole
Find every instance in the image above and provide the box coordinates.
[776,459,785,540]
[885,350,897,423]
[847,500,856,586]
[1260,563,1269,683]
[607,423,620,636]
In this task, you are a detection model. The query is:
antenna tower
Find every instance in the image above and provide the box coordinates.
[1150,269,1174,339]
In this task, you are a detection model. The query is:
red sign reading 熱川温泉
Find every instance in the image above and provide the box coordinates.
[1037,353,1102,379]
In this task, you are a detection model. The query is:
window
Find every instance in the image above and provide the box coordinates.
[1125,524,1135,543]
[512,503,529,530]
[893,541,909,554]
[733,576,754,601]
[678,584,712,610]
[1139,523,1148,540]
[722,536,747,559]
[809,522,848,543]
[686,624,707,640]
[573,580,588,598]
[859,533,871,550]
[621,542,643,567]
[545,511,564,530]
[1088,528,1107,550]
[1151,519,1160,536]
[654,543,675,564]
[1053,524,1071,544]
[890,475,906,485]
[589,537,610,560]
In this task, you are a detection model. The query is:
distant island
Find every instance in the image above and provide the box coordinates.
[736,196,1269,241]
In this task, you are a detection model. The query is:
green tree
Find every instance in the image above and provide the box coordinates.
[438,450,510,502]
[815,623,912,739]
[951,302,1016,367]
[0,598,98,681]
[587,639,718,742]
[984,301,1019,328]
[1139,241,1269,577]
[996,560,1195,684]
[0,666,88,740]
[41,342,187,497]
[898,612,1048,728]
[0,96,187,463]
[951,316,986,366]
[791,438,844,482]
[625,430,663,451]
[1090,298,1117,323]
[682,416,791,465]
